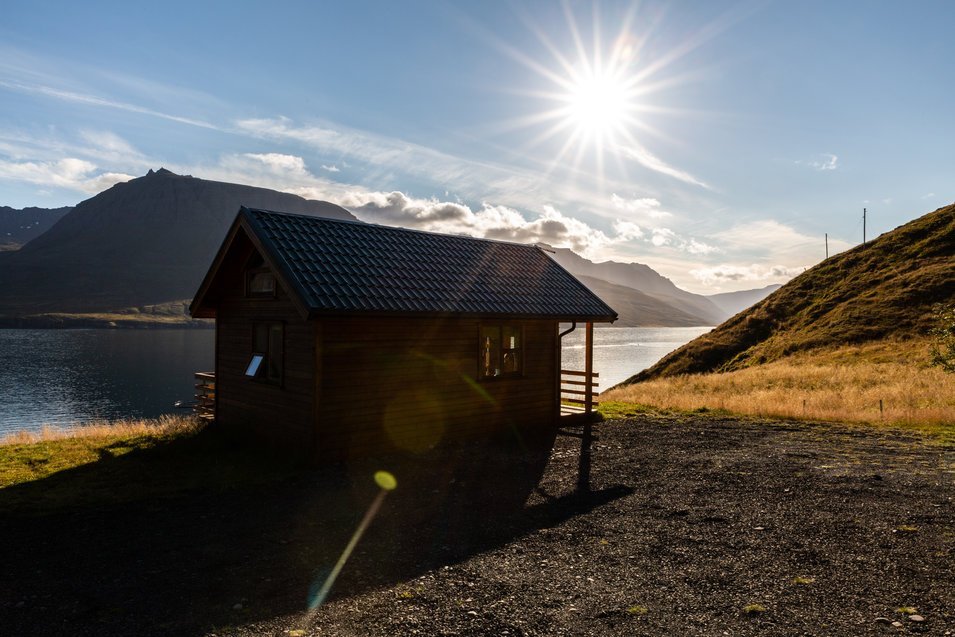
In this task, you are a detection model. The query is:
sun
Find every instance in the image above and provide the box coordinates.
[561,62,636,144]
[482,3,706,187]
[502,16,652,177]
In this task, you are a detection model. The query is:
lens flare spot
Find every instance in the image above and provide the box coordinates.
[383,389,446,453]
[374,470,397,491]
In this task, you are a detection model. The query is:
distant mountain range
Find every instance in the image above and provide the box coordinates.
[621,202,955,383]
[706,284,782,318]
[543,246,728,326]
[0,206,72,250]
[0,168,777,324]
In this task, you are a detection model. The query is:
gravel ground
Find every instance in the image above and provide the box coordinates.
[2,413,953,636]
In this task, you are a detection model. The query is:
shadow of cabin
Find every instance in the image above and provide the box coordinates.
[0,426,632,636]
[189,207,616,461]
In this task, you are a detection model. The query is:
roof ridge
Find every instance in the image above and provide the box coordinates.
[242,206,546,251]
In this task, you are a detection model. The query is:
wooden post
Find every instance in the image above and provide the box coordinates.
[584,321,594,415]
[578,321,595,493]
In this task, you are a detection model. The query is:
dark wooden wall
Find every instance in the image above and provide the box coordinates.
[212,239,315,450]
[315,317,558,460]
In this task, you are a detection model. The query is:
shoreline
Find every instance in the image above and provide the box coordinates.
[0,313,213,329]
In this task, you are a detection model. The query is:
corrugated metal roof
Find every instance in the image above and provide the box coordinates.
[242,207,617,321]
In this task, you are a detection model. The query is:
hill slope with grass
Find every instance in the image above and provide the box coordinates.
[620,202,955,383]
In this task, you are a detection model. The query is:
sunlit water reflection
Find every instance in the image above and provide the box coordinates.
[560,326,712,390]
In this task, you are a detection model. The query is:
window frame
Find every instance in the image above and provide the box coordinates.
[247,321,285,386]
[478,322,524,380]
[245,267,277,299]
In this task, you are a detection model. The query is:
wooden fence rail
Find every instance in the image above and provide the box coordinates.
[194,372,215,422]
[560,369,599,417]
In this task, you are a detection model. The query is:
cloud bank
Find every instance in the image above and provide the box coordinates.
[0,157,133,193]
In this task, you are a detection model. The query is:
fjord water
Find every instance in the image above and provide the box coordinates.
[0,329,215,436]
[560,326,712,389]
[0,326,710,436]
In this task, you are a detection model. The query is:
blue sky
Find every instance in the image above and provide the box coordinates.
[1,0,953,293]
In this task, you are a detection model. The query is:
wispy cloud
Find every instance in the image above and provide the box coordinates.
[231,116,588,212]
[321,164,340,172]
[686,218,856,287]
[690,263,804,285]
[801,153,839,171]
[712,219,849,256]
[618,142,710,188]
[609,193,672,219]
[608,193,717,254]
[0,79,219,130]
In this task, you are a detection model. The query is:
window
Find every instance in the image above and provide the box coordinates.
[480,324,523,379]
[246,322,284,383]
[246,269,276,298]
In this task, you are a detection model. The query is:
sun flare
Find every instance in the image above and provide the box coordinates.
[562,64,634,141]
[486,3,708,187]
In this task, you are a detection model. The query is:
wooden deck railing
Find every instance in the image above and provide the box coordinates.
[560,369,599,417]
[194,372,215,422]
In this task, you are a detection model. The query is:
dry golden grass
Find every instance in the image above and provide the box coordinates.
[602,339,955,432]
[0,414,200,446]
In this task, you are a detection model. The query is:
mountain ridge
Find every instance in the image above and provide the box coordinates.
[0,169,356,314]
[705,284,782,318]
[541,245,727,325]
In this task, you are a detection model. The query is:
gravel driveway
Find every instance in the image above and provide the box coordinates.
[2,413,952,636]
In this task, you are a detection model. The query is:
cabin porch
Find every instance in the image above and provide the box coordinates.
[559,321,599,421]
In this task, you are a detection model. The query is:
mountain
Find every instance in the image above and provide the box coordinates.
[0,206,72,250]
[706,284,782,318]
[0,168,356,314]
[620,202,955,383]
[544,246,726,325]
[575,275,714,327]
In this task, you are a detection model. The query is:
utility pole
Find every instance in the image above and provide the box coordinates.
[825,233,828,259]
[863,208,866,243]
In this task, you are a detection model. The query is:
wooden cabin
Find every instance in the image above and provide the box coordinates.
[190,207,616,460]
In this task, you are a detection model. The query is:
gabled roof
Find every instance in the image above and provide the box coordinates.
[191,207,617,322]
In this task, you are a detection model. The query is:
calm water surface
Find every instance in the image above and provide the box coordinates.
[0,326,708,435]
[0,329,214,435]
[560,326,712,389]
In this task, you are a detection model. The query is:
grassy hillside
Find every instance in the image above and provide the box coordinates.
[603,338,955,435]
[621,203,955,383]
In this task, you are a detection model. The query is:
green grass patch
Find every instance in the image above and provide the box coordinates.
[597,401,656,420]
[0,420,301,512]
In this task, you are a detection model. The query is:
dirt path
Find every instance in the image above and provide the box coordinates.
[2,414,952,636]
